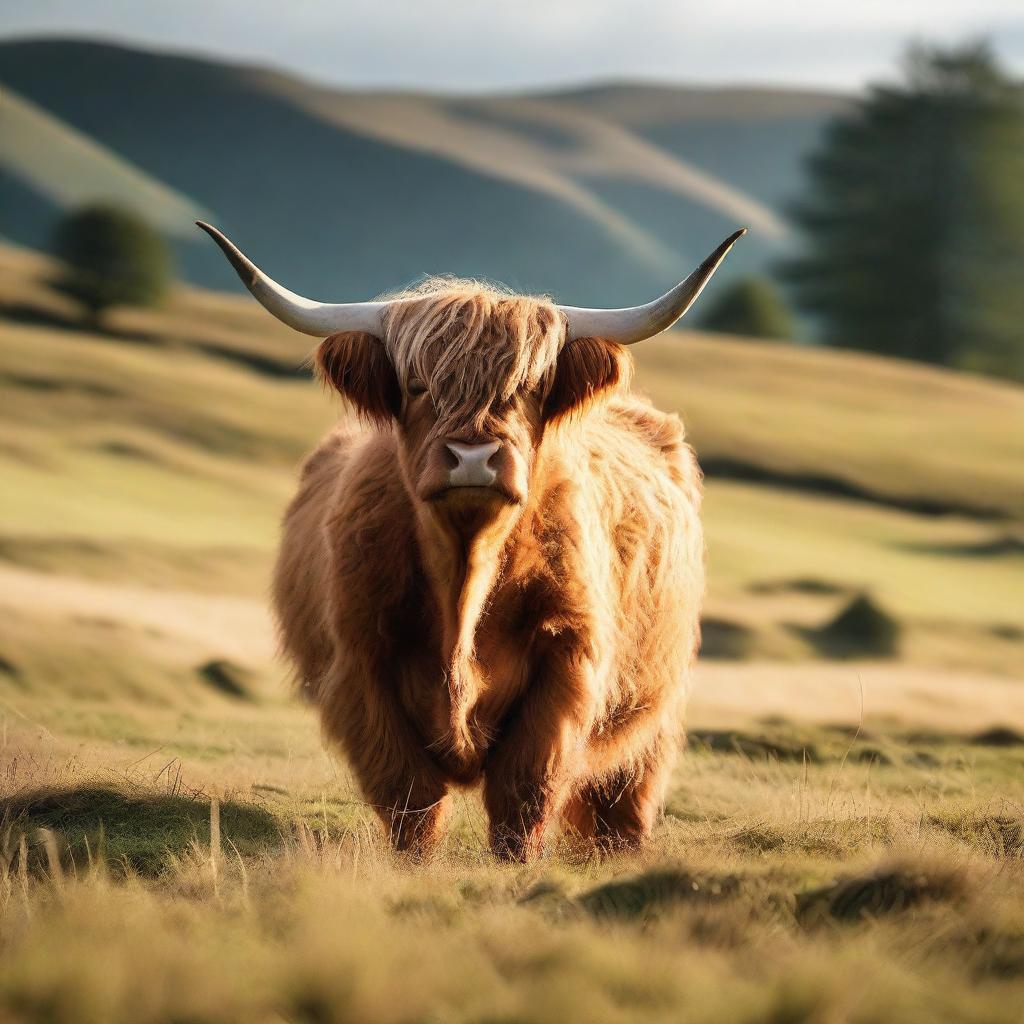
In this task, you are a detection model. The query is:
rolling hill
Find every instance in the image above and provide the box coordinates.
[1,241,1021,700]
[0,84,208,249]
[0,37,846,307]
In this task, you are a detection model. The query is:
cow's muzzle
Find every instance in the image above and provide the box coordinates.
[418,437,525,506]
[446,440,500,488]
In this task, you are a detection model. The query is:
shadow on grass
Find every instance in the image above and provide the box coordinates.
[1,785,281,876]
[2,299,306,379]
[896,534,1024,560]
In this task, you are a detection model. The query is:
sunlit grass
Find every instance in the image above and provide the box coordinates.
[1,713,1022,1024]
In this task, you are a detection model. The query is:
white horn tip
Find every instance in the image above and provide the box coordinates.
[562,227,748,345]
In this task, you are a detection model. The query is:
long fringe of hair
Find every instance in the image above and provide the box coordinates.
[381,278,564,430]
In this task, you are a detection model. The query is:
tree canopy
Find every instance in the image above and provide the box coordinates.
[699,277,795,340]
[783,43,1024,380]
[53,204,171,325]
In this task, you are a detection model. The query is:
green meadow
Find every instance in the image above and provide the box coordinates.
[2,243,1023,1022]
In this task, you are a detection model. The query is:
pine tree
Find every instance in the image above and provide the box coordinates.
[783,43,1024,380]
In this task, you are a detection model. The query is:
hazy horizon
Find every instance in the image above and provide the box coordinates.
[2,0,1023,94]
[0,30,860,99]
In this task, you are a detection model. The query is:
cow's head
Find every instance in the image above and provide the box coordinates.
[197,223,743,534]
[315,284,632,520]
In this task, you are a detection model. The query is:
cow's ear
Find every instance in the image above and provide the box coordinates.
[544,337,630,423]
[316,332,401,426]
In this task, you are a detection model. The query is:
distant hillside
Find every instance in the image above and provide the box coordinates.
[0,37,846,306]
[556,83,849,210]
[0,84,207,248]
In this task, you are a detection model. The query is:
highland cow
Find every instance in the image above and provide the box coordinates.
[199,222,743,860]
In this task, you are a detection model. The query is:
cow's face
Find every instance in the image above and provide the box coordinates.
[316,287,629,529]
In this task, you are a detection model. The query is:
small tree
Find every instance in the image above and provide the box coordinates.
[52,204,171,326]
[699,277,795,340]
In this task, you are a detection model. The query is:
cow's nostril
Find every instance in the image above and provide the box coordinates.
[445,441,501,487]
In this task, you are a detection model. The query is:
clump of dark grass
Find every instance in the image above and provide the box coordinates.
[517,880,578,922]
[196,659,255,700]
[699,617,757,659]
[577,868,740,923]
[748,577,850,596]
[728,816,895,858]
[805,593,901,658]
[854,746,893,766]
[688,729,819,763]
[971,727,1024,748]
[930,812,1024,859]
[796,862,966,925]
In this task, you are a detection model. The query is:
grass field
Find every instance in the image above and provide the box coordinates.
[2,244,1023,1021]
[3,699,1023,1023]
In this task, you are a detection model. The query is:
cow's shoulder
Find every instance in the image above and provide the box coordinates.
[604,394,687,453]
[296,420,361,484]
[562,394,698,488]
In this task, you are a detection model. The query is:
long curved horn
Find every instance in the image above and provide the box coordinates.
[561,229,746,344]
[196,222,385,338]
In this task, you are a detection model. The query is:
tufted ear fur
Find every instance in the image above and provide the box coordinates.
[316,332,401,426]
[544,336,631,423]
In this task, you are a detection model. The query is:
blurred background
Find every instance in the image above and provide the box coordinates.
[1,1,1022,730]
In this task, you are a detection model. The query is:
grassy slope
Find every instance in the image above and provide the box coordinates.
[0,84,207,240]
[2,247,1024,1021]
[2,243,1022,690]
[637,331,1024,519]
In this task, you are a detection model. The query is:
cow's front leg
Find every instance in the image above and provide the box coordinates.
[324,665,451,858]
[483,638,593,861]
[369,760,452,857]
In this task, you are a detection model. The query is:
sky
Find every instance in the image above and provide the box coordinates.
[2,0,1023,93]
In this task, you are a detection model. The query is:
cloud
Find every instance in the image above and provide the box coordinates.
[1,0,1022,91]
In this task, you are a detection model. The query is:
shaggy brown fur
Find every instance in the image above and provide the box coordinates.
[273,278,704,860]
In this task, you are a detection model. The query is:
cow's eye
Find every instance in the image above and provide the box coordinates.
[407,377,428,397]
